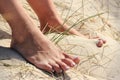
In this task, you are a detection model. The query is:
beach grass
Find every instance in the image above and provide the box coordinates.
[0,0,120,80]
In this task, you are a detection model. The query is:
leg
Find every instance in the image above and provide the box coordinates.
[0,0,80,73]
[27,0,81,35]
[27,0,106,47]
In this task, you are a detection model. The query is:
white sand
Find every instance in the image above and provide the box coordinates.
[0,0,120,80]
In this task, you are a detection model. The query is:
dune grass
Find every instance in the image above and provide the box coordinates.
[0,0,120,80]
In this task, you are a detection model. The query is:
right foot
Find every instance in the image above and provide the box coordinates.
[0,0,80,73]
[11,29,80,73]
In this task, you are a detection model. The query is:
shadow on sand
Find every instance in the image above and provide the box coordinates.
[0,46,71,80]
[0,29,11,39]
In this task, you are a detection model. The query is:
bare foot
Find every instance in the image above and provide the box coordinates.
[27,0,106,47]
[0,0,80,73]
[11,30,80,73]
[40,17,106,47]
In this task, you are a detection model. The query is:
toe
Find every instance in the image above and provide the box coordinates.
[99,39,106,44]
[63,53,80,64]
[56,60,70,71]
[37,63,53,72]
[97,39,104,47]
[73,57,80,64]
[62,58,76,67]
[103,40,106,44]
[49,62,62,73]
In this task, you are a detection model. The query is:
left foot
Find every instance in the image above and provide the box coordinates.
[27,0,106,47]
[40,15,81,36]
[40,16,106,47]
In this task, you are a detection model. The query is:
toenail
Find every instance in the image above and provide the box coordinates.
[52,70,55,72]
[66,66,70,70]
[71,63,76,67]
[103,40,106,44]
[98,39,106,44]
[74,56,79,59]
[59,70,63,73]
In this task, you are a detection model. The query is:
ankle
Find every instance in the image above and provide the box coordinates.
[40,15,63,27]
[11,32,29,46]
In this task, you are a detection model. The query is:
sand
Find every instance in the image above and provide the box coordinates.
[0,0,120,80]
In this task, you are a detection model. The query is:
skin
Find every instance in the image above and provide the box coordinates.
[0,0,105,73]
[0,0,80,73]
[27,0,81,36]
[27,0,106,47]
